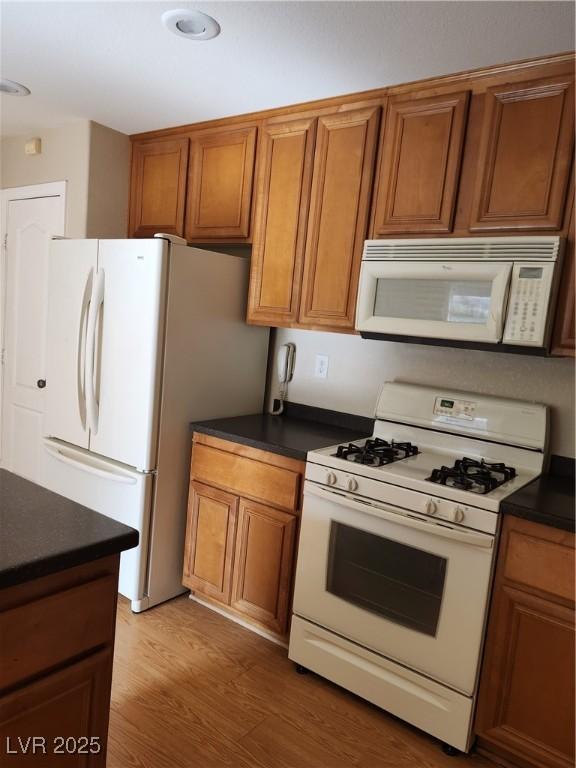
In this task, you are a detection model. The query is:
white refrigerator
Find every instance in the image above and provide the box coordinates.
[42,234,269,612]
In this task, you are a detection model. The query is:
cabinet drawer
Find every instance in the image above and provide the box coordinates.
[191,444,301,511]
[504,526,574,603]
[0,575,117,691]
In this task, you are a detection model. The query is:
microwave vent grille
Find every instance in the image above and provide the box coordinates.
[363,237,562,261]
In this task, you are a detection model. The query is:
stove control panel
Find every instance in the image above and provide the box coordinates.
[306,463,498,535]
[433,397,476,421]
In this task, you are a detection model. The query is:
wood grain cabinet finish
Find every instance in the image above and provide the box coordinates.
[185,125,257,241]
[183,481,238,604]
[0,650,113,767]
[469,75,575,232]
[552,205,575,357]
[185,434,304,639]
[0,556,120,767]
[299,105,380,330]
[475,516,575,768]
[247,116,317,325]
[231,499,297,635]
[371,91,470,235]
[129,138,189,237]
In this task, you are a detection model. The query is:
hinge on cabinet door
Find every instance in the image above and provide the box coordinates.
[0,349,5,366]
[2,234,7,250]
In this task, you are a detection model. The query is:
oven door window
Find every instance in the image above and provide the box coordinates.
[326,522,446,636]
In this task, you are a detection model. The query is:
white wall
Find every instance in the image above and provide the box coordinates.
[86,121,130,238]
[0,120,91,236]
[0,120,129,238]
[270,328,576,458]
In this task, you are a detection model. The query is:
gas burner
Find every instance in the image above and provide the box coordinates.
[334,438,419,467]
[427,457,517,495]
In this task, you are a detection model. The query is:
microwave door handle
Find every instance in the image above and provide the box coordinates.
[493,264,513,335]
[306,484,493,549]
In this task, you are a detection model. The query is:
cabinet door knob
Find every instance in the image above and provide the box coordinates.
[37,379,46,389]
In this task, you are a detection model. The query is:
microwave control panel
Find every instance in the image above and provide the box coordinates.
[503,263,554,346]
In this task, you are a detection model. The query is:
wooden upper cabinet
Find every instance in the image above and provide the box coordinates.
[247,116,316,325]
[299,105,380,330]
[183,481,238,604]
[552,203,575,356]
[129,138,189,237]
[470,75,575,232]
[185,125,257,241]
[371,91,470,235]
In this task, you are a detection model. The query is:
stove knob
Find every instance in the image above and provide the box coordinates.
[426,499,438,515]
[326,472,338,486]
[451,506,465,523]
[347,478,359,492]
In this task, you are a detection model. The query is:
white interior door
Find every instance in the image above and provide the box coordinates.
[1,189,65,482]
[44,239,97,449]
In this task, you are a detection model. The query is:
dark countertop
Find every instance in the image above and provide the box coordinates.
[0,469,139,589]
[191,404,373,461]
[502,462,575,532]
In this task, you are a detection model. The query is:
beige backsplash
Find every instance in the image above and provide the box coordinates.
[269,328,576,458]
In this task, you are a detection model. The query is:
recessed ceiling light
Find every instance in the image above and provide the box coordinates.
[0,79,31,96]
[162,9,221,41]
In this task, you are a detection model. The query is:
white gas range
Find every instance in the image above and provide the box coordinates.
[289,382,548,754]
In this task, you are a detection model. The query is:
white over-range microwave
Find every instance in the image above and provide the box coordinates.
[355,237,563,349]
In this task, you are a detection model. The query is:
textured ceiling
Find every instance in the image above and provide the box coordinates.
[1,0,574,137]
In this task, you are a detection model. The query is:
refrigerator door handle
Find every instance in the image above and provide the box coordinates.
[85,269,105,434]
[43,439,137,485]
[77,268,93,431]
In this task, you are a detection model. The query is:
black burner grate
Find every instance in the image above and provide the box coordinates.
[334,438,419,467]
[427,457,516,495]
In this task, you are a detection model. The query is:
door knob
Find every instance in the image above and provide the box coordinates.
[36,379,46,389]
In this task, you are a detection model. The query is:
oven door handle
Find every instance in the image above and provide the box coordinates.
[306,484,494,549]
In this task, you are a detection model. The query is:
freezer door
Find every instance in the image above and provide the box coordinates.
[88,239,168,470]
[44,240,97,449]
[43,438,152,601]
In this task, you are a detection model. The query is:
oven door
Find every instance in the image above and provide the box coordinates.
[292,483,496,695]
[355,260,512,342]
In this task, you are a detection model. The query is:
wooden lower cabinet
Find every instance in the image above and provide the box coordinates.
[183,434,303,640]
[232,499,297,636]
[0,556,120,767]
[183,482,238,603]
[0,651,113,767]
[475,516,575,768]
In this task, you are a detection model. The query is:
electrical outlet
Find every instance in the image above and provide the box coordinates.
[314,354,329,379]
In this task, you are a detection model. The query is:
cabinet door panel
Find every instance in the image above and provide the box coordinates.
[129,138,189,237]
[470,75,574,231]
[477,585,575,768]
[231,499,296,635]
[372,91,469,234]
[0,650,112,766]
[552,204,575,356]
[183,482,238,603]
[247,117,316,325]
[299,105,380,329]
[186,126,256,240]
